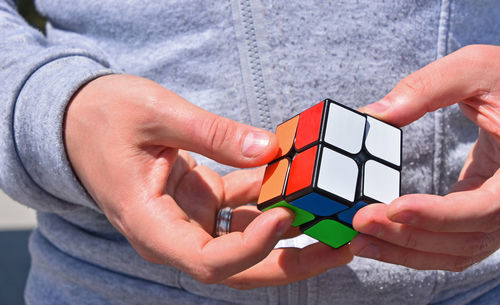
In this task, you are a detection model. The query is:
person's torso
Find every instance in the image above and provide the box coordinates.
[29,1,500,304]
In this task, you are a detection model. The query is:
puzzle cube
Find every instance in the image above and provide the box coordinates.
[257,99,402,248]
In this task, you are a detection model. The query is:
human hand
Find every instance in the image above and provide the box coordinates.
[64,74,352,289]
[350,45,500,271]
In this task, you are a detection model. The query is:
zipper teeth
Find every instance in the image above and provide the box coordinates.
[240,0,273,130]
[239,2,307,304]
[433,0,451,195]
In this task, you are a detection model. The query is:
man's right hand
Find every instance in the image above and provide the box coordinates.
[64,74,353,289]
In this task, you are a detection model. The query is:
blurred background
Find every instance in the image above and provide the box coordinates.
[1,1,46,304]
[0,192,36,305]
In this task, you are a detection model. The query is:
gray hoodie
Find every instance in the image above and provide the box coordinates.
[1,0,499,304]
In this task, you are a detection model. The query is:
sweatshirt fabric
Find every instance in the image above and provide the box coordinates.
[1,0,500,304]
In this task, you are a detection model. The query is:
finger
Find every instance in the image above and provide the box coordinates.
[457,129,500,182]
[353,204,500,256]
[150,87,279,167]
[123,195,295,283]
[350,234,494,272]
[385,179,500,233]
[223,167,304,238]
[222,243,353,289]
[165,150,197,197]
[230,205,261,232]
[359,45,500,127]
[449,176,486,194]
[173,164,223,231]
[460,98,500,142]
[223,167,266,206]
[193,207,295,283]
[231,205,302,239]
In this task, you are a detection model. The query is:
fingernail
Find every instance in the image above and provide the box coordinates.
[242,131,270,158]
[355,244,381,259]
[362,99,391,114]
[390,211,417,225]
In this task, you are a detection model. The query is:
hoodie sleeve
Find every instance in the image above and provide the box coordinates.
[0,0,116,213]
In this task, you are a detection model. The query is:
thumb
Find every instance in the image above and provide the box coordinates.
[155,90,279,168]
[359,45,500,126]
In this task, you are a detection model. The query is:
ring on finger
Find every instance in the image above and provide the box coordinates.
[215,207,233,237]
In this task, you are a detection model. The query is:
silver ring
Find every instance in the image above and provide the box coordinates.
[215,207,233,236]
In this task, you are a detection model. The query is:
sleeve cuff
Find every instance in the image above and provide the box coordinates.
[13,55,118,211]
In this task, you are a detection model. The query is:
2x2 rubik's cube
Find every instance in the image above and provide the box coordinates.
[257,99,402,248]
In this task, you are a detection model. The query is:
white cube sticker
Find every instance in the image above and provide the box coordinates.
[317,147,359,202]
[363,159,400,204]
[324,103,366,154]
[365,117,401,167]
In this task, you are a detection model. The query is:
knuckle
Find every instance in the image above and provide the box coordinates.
[134,247,162,265]
[140,85,175,118]
[192,269,219,285]
[397,72,431,103]
[191,263,225,285]
[457,45,493,77]
[107,201,140,241]
[203,116,234,154]
[458,44,490,62]
[455,45,499,97]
